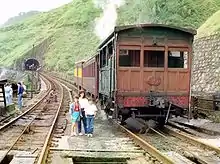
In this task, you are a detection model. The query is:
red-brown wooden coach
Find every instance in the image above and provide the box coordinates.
[82,55,99,97]
[74,24,197,125]
[74,60,85,91]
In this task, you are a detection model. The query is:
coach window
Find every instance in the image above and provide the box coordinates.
[100,49,107,68]
[103,48,107,67]
[119,49,140,67]
[168,51,188,68]
[108,43,113,56]
[144,50,164,67]
[92,63,95,76]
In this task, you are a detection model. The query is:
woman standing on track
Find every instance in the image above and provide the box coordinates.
[69,96,81,136]
[78,90,89,136]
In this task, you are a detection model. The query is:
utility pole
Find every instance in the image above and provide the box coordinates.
[31,70,34,99]
[31,44,35,99]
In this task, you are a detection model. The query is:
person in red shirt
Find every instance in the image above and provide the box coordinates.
[69,96,81,136]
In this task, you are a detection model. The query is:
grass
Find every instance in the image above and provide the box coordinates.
[0,0,220,73]
[197,10,220,38]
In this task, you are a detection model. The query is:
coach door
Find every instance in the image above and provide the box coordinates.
[99,47,112,97]
[109,55,115,97]
[167,48,190,93]
[117,46,141,92]
[143,47,165,92]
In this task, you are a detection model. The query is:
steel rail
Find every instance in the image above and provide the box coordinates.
[36,77,64,164]
[164,125,220,154]
[168,121,220,135]
[0,74,51,131]
[0,116,36,163]
[46,74,175,164]
[0,73,53,163]
[114,122,175,164]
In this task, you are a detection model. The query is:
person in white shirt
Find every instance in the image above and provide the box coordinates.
[85,98,98,137]
[9,84,13,104]
[78,90,89,136]
[4,83,11,106]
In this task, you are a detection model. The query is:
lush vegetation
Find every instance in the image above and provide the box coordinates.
[117,0,220,28]
[0,0,220,73]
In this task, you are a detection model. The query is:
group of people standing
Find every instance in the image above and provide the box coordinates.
[4,81,26,111]
[69,90,98,137]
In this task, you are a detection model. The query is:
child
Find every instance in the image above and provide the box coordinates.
[85,98,98,137]
[69,96,81,136]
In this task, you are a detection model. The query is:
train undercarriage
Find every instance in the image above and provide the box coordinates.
[102,95,186,133]
[77,84,187,133]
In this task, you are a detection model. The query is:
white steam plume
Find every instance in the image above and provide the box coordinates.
[94,0,125,40]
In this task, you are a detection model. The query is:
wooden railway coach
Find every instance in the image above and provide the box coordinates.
[82,55,99,97]
[74,60,85,91]
[75,24,197,125]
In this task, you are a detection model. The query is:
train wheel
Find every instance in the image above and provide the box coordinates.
[175,108,183,117]
[157,117,165,128]
[119,114,127,125]
[192,109,198,119]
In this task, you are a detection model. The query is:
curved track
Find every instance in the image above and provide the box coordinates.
[0,74,63,164]
[37,77,71,164]
[43,75,176,164]
[0,75,51,131]
[3,73,218,164]
[47,74,220,164]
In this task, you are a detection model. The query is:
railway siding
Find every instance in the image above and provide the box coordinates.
[140,126,220,164]
[170,117,220,137]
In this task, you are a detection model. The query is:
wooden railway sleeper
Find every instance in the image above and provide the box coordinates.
[0,116,36,163]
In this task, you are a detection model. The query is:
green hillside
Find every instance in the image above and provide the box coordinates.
[197,10,220,38]
[118,0,220,28]
[0,0,220,73]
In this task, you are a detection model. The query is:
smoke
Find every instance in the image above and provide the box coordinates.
[0,68,7,79]
[0,68,26,82]
[94,0,125,40]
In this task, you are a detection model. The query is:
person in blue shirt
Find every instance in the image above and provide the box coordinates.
[69,96,81,136]
[17,82,24,110]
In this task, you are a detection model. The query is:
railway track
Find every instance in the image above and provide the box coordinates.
[140,124,220,164]
[43,75,175,164]
[168,120,220,136]
[0,76,49,129]
[51,75,220,163]
[7,73,217,164]
[0,74,63,164]
[37,77,72,164]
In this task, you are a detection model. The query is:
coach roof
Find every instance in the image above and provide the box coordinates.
[75,60,85,65]
[98,23,197,49]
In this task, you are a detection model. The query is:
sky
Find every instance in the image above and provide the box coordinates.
[0,0,72,25]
